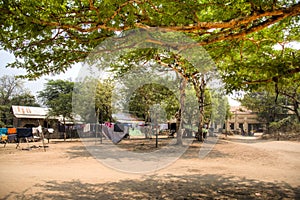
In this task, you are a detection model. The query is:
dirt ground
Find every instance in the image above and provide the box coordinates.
[0,134,299,199]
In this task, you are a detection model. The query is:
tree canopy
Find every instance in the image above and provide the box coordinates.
[1,0,299,84]
[38,79,74,121]
[73,79,115,123]
[1,0,299,136]
[128,83,179,121]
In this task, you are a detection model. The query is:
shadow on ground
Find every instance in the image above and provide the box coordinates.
[224,137,272,144]
[65,145,93,159]
[3,174,299,200]
[64,138,232,161]
[63,139,246,163]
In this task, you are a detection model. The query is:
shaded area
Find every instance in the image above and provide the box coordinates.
[117,138,177,153]
[224,137,272,144]
[65,138,191,161]
[4,174,299,200]
[65,145,93,159]
[63,138,241,160]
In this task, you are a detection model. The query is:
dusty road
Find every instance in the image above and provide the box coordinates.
[0,136,299,199]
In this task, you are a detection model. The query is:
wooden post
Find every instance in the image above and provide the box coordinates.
[155,121,158,148]
[95,108,100,144]
[41,128,46,152]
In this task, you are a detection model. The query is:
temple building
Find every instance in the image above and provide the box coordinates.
[225,106,265,134]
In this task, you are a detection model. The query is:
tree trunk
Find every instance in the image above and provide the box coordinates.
[176,78,187,145]
[195,76,206,142]
[293,100,300,123]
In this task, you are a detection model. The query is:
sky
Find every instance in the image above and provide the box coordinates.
[0,49,241,106]
[0,50,81,95]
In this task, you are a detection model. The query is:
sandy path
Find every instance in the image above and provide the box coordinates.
[0,136,299,199]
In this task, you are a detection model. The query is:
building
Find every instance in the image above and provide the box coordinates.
[12,105,50,128]
[11,105,80,139]
[112,112,145,124]
[226,106,265,134]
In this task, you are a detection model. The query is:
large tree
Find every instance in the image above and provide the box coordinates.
[0,0,299,79]
[1,0,299,136]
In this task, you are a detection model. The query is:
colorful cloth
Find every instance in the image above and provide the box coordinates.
[105,122,113,128]
[1,135,8,142]
[0,128,8,135]
[7,128,17,134]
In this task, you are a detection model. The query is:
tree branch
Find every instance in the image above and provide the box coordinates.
[243,67,300,85]
[160,3,300,31]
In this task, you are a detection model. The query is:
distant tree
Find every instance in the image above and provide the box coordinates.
[240,91,294,133]
[0,75,23,105]
[209,92,231,131]
[128,83,179,122]
[95,80,114,123]
[38,79,74,140]
[0,75,39,127]
[73,78,114,123]
[111,46,216,141]
[11,92,40,107]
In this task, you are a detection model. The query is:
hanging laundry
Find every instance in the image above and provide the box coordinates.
[7,128,17,134]
[47,128,54,134]
[101,125,111,140]
[114,123,124,132]
[8,134,17,142]
[0,128,8,135]
[32,127,39,134]
[16,128,33,138]
[1,135,8,142]
[38,125,42,134]
[105,122,113,128]
[159,124,168,131]
[58,124,65,132]
[101,125,128,144]
[83,123,90,133]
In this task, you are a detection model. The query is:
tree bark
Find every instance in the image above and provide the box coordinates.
[176,79,187,145]
[293,100,300,123]
[195,75,206,142]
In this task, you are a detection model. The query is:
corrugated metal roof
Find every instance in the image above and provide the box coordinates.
[112,113,144,123]
[12,105,82,123]
[12,105,48,119]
